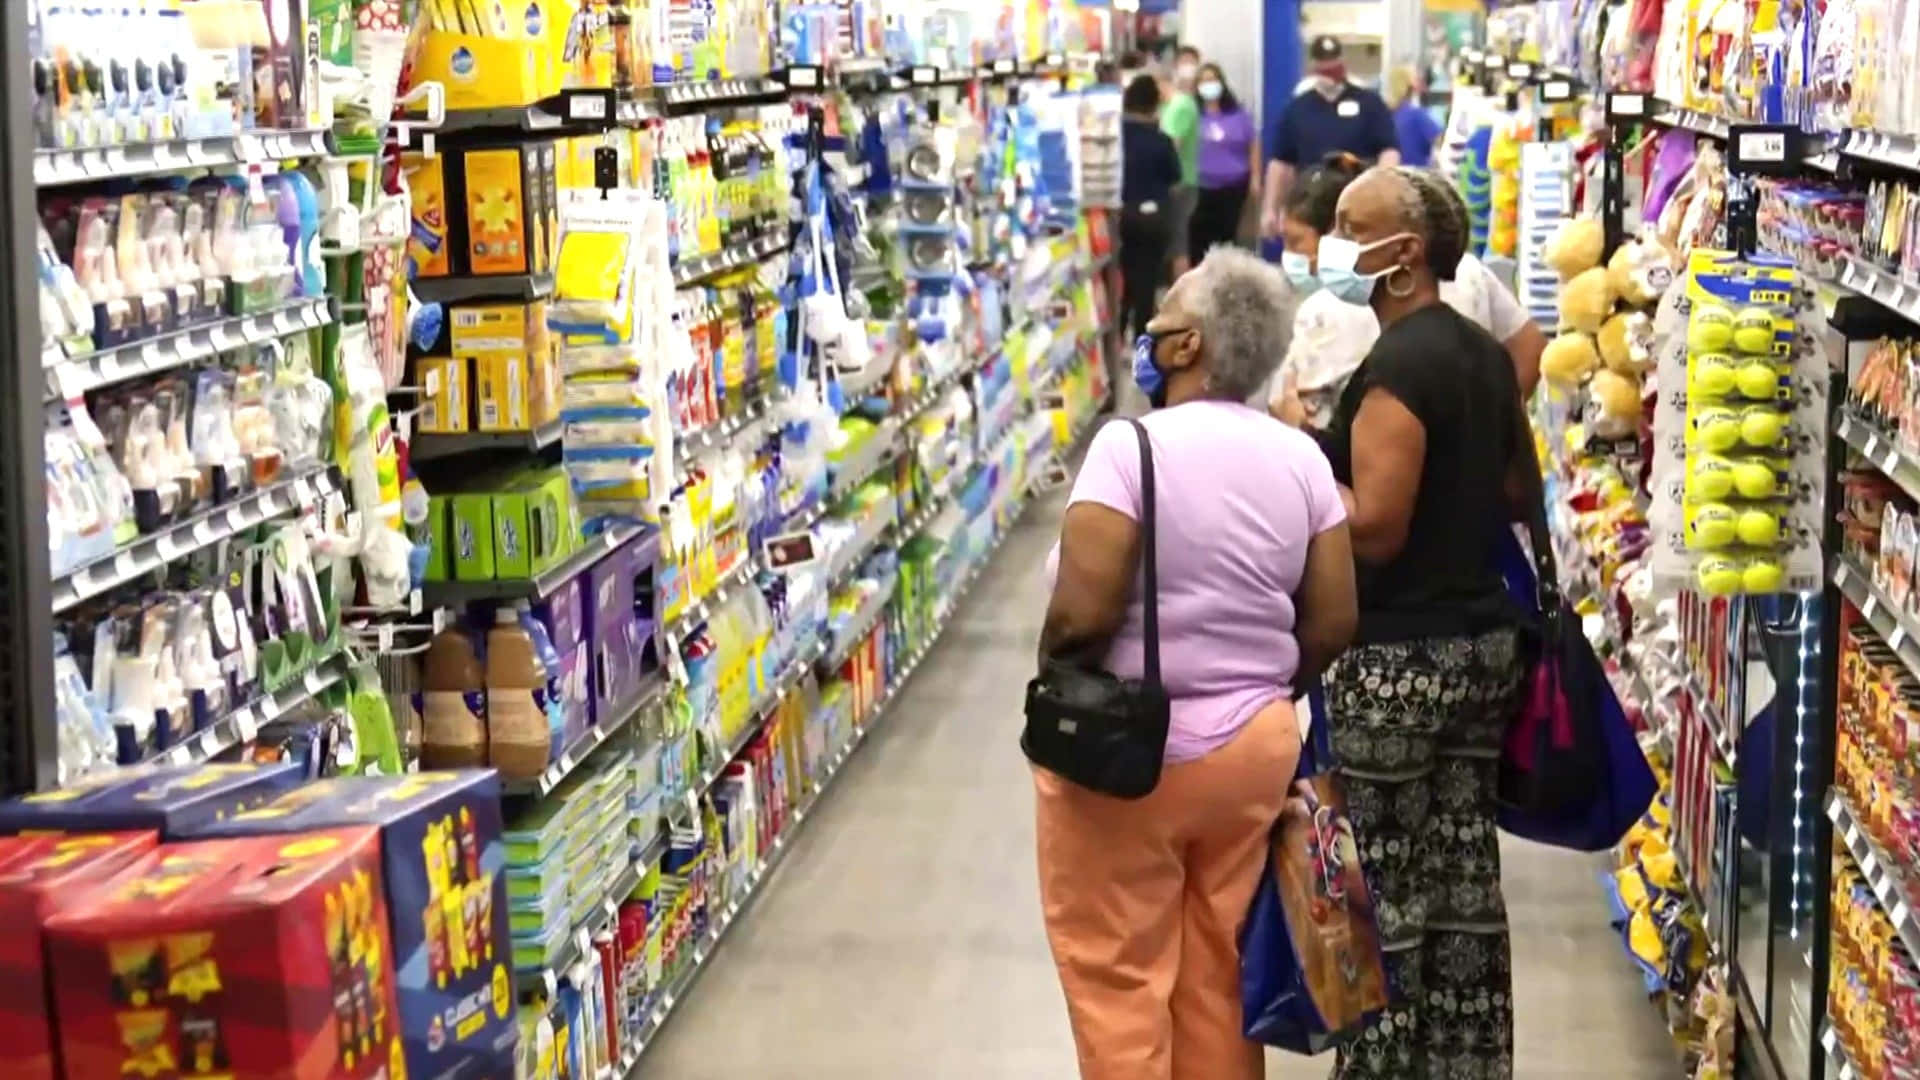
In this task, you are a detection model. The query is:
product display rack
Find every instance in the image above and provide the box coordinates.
[0,4,1123,1078]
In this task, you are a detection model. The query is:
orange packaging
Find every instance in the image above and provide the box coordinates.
[44,827,403,1079]
[0,831,158,1080]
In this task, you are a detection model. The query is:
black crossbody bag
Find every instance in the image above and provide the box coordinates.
[1021,418,1169,799]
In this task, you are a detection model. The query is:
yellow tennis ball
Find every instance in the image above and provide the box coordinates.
[1736,508,1781,546]
[1689,303,1735,352]
[1732,460,1777,499]
[1739,406,1787,448]
[1690,503,1738,548]
[1691,353,1738,397]
[1697,555,1744,595]
[1691,453,1736,499]
[1695,407,1742,451]
[1732,307,1777,353]
[1742,557,1785,594]
[1734,360,1779,400]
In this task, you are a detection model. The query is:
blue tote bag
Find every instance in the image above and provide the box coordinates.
[1239,692,1390,1052]
[1492,525,1658,851]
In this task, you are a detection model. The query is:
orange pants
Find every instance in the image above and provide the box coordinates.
[1034,699,1300,1080]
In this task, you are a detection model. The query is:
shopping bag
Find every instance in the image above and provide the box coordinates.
[1492,525,1657,851]
[1239,694,1390,1053]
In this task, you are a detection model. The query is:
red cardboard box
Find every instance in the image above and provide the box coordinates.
[0,832,157,1080]
[45,827,404,1079]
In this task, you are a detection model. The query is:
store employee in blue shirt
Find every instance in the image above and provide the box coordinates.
[1260,36,1400,240]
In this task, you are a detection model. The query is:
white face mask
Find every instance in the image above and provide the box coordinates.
[1198,81,1224,102]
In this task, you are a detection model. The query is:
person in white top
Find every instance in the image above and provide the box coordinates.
[1267,157,1547,427]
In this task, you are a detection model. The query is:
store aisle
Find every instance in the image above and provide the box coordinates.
[638,492,1679,1080]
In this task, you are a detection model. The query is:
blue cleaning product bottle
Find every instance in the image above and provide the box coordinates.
[515,601,567,757]
[282,169,323,298]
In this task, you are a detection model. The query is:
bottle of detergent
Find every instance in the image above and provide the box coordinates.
[420,625,487,768]
[486,607,548,780]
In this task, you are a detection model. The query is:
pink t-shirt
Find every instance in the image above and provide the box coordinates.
[1050,402,1347,763]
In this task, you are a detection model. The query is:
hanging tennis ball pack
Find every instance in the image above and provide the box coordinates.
[1654,249,1824,597]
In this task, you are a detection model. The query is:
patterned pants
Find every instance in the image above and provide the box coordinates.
[1325,627,1525,1080]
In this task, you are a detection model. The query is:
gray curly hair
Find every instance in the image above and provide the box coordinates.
[1187,246,1298,401]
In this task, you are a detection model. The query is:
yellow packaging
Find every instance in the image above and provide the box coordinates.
[406,154,452,278]
[451,302,555,432]
[461,148,532,276]
[416,356,471,434]
[411,28,553,112]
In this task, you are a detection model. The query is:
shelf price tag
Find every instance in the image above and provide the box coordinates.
[1738,130,1786,162]
[1892,625,1907,651]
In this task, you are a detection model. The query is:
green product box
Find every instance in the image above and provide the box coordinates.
[491,468,574,580]
[424,495,451,581]
[449,493,498,580]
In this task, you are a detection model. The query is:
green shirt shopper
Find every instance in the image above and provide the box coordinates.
[1161,91,1200,186]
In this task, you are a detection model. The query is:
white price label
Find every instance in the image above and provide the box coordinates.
[210,325,240,352]
[569,94,609,121]
[1863,850,1879,875]
[1894,900,1911,925]
[1867,434,1882,459]
[304,668,329,695]
[1892,626,1908,651]
[1846,823,1861,847]
[140,341,166,371]
[236,134,264,164]
[168,743,193,766]
[1739,131,1788,163]
[233,706,258,743]
[152,143,186,170]
[378,624,395,651]
[787,66,820,89]
[242,318,272,344]
[193,519,220,545]
[1508,62,1533,79]
[542,970,558,998]
[1610,93,1645,116]
[911,66,937,85]
[223,506,247,532]
[113,549,140,580]
[1542,80,1572,102]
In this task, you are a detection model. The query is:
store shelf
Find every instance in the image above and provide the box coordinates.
[1826,788,1920,960]
[154,649,353,768]
[438,89,620,136]
[671,235,791,288]
[1822,1023,1866,1080]
[52,467,338,613]
[688,642,827,802]
[410,419,563,463]
[1837,255,1920,325]
[420,522,655,608]
[502,676,667,798]
[825,499,898,585]
[1835,411,1920,504]
[828,426,904,501]
[821,580,896,671]
[516,854,644,998]
[44,296,333,400]
[34,128,333,186]
[411,272,555,306]
[663,554,758,640]
[1831,555,1920,674]
[679,396,775,456]
[1837,127,1920,175]
[655,76,791,111]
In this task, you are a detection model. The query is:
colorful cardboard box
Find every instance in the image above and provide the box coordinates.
[0,832,158,1080]
[0,762,303,837]
[179,772,519,1078]
[44,827,402,1079]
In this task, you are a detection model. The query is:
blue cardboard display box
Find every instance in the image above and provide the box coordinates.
[180,770,518,1078]
[0,762,302,837]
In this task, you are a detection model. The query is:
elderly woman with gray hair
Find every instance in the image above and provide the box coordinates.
[1034,246,1359,1080]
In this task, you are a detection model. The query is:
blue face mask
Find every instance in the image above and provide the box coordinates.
[1280,251,1320,295]
[1134,330,1188,407]
[1315,233,1412,306]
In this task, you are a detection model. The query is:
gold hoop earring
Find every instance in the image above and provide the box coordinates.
[1385,267,1418,298]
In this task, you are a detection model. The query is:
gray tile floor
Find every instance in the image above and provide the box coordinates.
[637,492,1680,1079]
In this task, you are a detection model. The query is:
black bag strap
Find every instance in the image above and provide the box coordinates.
[1125,418,1161,688]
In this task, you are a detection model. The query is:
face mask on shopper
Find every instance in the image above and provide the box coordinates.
[1280,251,1321,296]
[1134,329,1191,408]
[1316,233,1413,306]
[1198,81,1223,102]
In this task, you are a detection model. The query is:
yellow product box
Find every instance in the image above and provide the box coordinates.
[405,153,452,278]
[462,146,539,277]
[415,355,472,434]
[450,301,559,432]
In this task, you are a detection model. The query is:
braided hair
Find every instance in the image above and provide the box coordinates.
[1395,167,1469,282]
[1283,151,1367,233]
